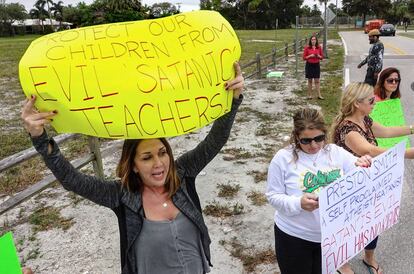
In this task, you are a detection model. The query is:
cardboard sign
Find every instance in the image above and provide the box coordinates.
[319,141,405,274]
[0,232,22,274]
[19,11,241,139]
[370,99,410,148]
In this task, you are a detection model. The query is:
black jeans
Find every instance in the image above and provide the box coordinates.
[364,68,377,87]
[274,224,321,274]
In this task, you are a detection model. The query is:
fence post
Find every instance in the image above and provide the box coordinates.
[295,16,299,78]
[284,42,288,61]
[272,47,276,67]
[87,136,104,178]
[293,39,297,55]
[256,52,261,78]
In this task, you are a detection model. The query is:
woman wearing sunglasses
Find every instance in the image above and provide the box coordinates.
[266,108,372,274]
[374,67,401,102]
[332,82,414,274]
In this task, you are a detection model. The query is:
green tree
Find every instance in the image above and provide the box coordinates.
[342,0,392,26]
[409,0,414,15]
[30,2,48,32]
[310,4,321,17]
[150,2,179,18]
[51,0,64,29]
[387,0,409,23]
[100,0,146,23]
[300,5,312,16]
[35,0,55,29]
[203,0,304,29]
[200,0,223,10]
[0,2,27,36]
[105,0,141,12]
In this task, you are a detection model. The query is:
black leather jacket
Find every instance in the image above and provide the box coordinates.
[32,96,242,274]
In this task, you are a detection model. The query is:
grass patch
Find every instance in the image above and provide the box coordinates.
[237,28,321,65]
[67,192,85,206]
[29,206,75,233]
[63,135,91,160]
[217,183,241,199]
[283,97,303,106]
[203,201,244,217]
[247,191,267,206]
[0,35,41,79]
[222,147,253,161]
[26,247,41,260]
[247,170,267,183]
[220,237,276,272]
[0,127,32,159]
[0,158,46,195]
[238,106,274,122]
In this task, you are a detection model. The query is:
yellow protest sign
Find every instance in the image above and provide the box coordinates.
[19,11,241,139]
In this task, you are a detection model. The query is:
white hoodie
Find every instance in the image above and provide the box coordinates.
[266,144,357,242]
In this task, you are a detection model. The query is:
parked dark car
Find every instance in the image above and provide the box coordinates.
[380,24,396,36]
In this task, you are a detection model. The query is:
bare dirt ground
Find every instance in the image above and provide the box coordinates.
[0,58,320,274]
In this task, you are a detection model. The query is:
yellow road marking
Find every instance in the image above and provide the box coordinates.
[383,42,407,55]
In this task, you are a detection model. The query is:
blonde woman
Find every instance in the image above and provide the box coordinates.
[331,82,414,274]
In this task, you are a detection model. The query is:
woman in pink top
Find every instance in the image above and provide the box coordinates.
[303,35,324,100]
[374,67,401,102]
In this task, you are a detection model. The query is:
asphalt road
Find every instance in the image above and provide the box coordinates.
[340,30,414,274]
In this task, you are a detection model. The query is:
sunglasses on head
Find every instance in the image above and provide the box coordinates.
[299,134,325,145]
[385,78,400,84]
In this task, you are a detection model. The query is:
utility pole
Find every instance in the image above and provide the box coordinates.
[323,0,328,58]
[335,0,338,31]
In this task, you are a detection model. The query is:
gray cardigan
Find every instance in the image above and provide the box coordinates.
[31,96,242,274]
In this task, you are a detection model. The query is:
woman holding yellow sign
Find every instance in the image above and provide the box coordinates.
[21,62,244,274]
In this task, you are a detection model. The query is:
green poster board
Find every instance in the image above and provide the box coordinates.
[370,98,410,148]
[0,232,22,274]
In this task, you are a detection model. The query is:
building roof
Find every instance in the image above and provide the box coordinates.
[12,19,72,26]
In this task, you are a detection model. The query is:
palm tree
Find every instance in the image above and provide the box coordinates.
[35,0,54,30]
[29,2,47,32]
[51,0,64,30]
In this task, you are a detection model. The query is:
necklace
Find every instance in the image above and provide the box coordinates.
[302,150,320,167]
[144,187,169,208]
